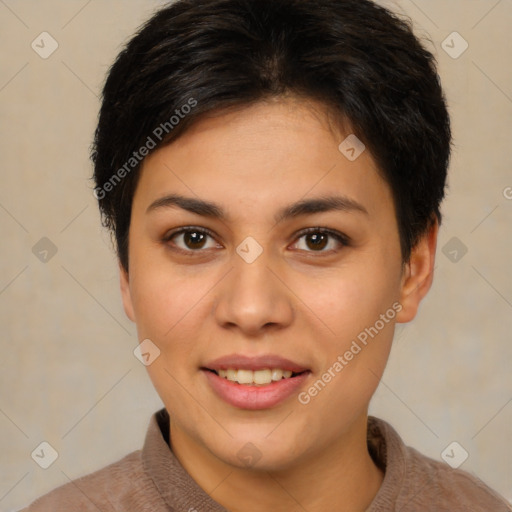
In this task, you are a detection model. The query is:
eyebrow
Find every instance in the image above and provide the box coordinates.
[146,193,368,222]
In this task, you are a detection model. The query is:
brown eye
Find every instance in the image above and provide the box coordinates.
[165,227,219,252]
[183,230,207,249]
[305,232,328,251]
[292,228,348,253]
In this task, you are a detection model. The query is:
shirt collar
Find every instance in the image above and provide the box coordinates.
[142,408,228,511]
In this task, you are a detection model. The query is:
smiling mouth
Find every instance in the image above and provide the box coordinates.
[203,368,308,386]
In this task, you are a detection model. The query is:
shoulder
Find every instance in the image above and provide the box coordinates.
[403,444,511,511]
[20,449,163,512]
[368,417,512,511]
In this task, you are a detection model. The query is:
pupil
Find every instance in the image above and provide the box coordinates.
[307,233,327,250]
[185,231,205,249]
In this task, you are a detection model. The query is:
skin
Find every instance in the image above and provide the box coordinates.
[120,96,438,512]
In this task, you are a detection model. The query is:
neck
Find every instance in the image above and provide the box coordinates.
[169,412,384,512]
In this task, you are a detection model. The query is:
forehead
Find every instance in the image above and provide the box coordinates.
[133,98,394,222]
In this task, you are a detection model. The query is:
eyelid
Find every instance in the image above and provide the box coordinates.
[163,225,218,241]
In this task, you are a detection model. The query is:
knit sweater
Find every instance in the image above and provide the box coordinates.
[22,408,511,511]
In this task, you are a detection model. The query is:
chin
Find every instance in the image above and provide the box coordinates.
[212,431,307,473]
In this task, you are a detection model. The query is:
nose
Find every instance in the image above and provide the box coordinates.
[212,248,295,337]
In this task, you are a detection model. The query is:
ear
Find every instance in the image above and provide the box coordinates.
[396,218,438,323]
[119,262,136,322]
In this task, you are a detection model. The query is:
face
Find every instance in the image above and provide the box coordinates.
[120,97,435,472]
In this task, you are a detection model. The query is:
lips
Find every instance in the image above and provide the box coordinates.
[204,354,309,373]
[201,354,311,410]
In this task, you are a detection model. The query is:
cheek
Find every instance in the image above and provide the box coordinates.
[295,267,399,426]
[300,262,401,349]
[129,261,213,343]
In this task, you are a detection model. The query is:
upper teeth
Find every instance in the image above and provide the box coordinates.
[217,368,293,385]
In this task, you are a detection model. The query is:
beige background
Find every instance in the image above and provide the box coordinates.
[0,0,511,509]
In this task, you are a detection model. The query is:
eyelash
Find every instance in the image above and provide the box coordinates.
[162,226,350,256]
